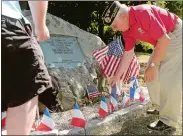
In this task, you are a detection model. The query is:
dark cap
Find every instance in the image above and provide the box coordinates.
[102,1,121,25]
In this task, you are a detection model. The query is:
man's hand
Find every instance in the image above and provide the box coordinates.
[110,75,120,87]
[144,66,156,82]
[35,24,50,42]
[109,48,134,87]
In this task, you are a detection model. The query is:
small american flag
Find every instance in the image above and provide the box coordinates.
[87,85,100,98]
[93,39,140,83]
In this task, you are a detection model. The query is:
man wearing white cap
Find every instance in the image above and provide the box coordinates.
[102,1,182,131]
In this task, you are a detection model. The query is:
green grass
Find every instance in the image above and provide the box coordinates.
[135,52,151,57]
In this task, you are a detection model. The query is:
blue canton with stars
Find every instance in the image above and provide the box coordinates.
[107,39,124,57]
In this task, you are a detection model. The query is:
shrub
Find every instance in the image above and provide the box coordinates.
[135,41,154,53]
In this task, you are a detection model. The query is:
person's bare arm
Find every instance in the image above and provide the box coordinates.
[144,34,170,82]
[151,34,170,64]
[28,1,49,42]
[28,1,48,29]
[110,48,134,87]
[116,48,134,78]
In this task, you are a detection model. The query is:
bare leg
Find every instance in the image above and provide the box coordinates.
[6,96,38,135]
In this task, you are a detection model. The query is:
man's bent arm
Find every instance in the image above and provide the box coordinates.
[151,34,170,64]
[115,48,134,80]
[28,1,48,28]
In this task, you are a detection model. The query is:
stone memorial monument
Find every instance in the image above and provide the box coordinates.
[22,10,106,111]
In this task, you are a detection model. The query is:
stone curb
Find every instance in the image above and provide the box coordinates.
[59,99,150,135]
[2,100,150,136]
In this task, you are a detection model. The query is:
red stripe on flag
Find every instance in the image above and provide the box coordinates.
[112,58,121,77]
[71,118,86,128]
[2,118,5,128]
[37,123,52,131]
[98,108,107,118]
[88,92,100,98]
[109,101,114,113]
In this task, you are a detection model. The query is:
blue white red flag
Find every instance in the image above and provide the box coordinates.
[98,96,108,118]
[37,108,55,131]
[71,104,86,128]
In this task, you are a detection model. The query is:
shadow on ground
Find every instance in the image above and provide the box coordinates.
[112,113,182,135]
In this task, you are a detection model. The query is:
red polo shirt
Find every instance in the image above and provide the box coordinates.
[123,4,178,51]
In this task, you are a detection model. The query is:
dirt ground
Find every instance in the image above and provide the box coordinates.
[113,113,182,135]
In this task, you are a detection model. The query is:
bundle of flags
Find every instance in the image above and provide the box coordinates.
[92,39,140,83]
[1,108,55,132]
[98,96,108,118]
[121,92,130,107]
[71,104,86,128]
[129,77,144,102]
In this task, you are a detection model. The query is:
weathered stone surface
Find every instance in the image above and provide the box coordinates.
[30,129,59,135]
[22,10,105,111]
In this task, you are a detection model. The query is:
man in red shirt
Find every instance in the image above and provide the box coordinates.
[102,1,182,131]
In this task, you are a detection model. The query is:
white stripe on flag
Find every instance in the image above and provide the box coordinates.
[41,115,55,129]
[111,58,121,77]
[122,94,129,105]
[2,112,6,119]
[93,46,109,61]
[72,109,85,120]
[100,101,108,112]
[104,55,115,75]
[101,61,105,69]
[111,96,118,107]
[108,56,117,76]
[130,59,136,78]
[129,79,135,87]
[134,87,140,99]
[116,83,121,95]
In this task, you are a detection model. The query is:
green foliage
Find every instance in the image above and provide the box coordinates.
[43,1,182,43]
[148,1,182,18]
[165,1,183,19]
[136,41,154,52]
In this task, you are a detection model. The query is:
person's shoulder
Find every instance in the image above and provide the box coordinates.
[133,4,153,12]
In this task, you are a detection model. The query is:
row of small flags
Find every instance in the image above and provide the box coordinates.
[71,77,145,129]
[99,77,144,118]
[1,77,144,131]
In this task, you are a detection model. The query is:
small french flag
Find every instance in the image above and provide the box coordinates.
[98,96,108,118]
[109,85,118,113]
[2,111,6,128]
[71,104,86,128]
[37,108,55,131]
[122,92,130,107]
[129,77,144,101]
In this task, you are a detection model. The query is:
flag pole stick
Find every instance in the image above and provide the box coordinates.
[36,105,40,127]
[81,106,87,136]
[84,127,87,136]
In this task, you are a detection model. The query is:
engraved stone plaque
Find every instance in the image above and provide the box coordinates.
[40,36,85,68]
